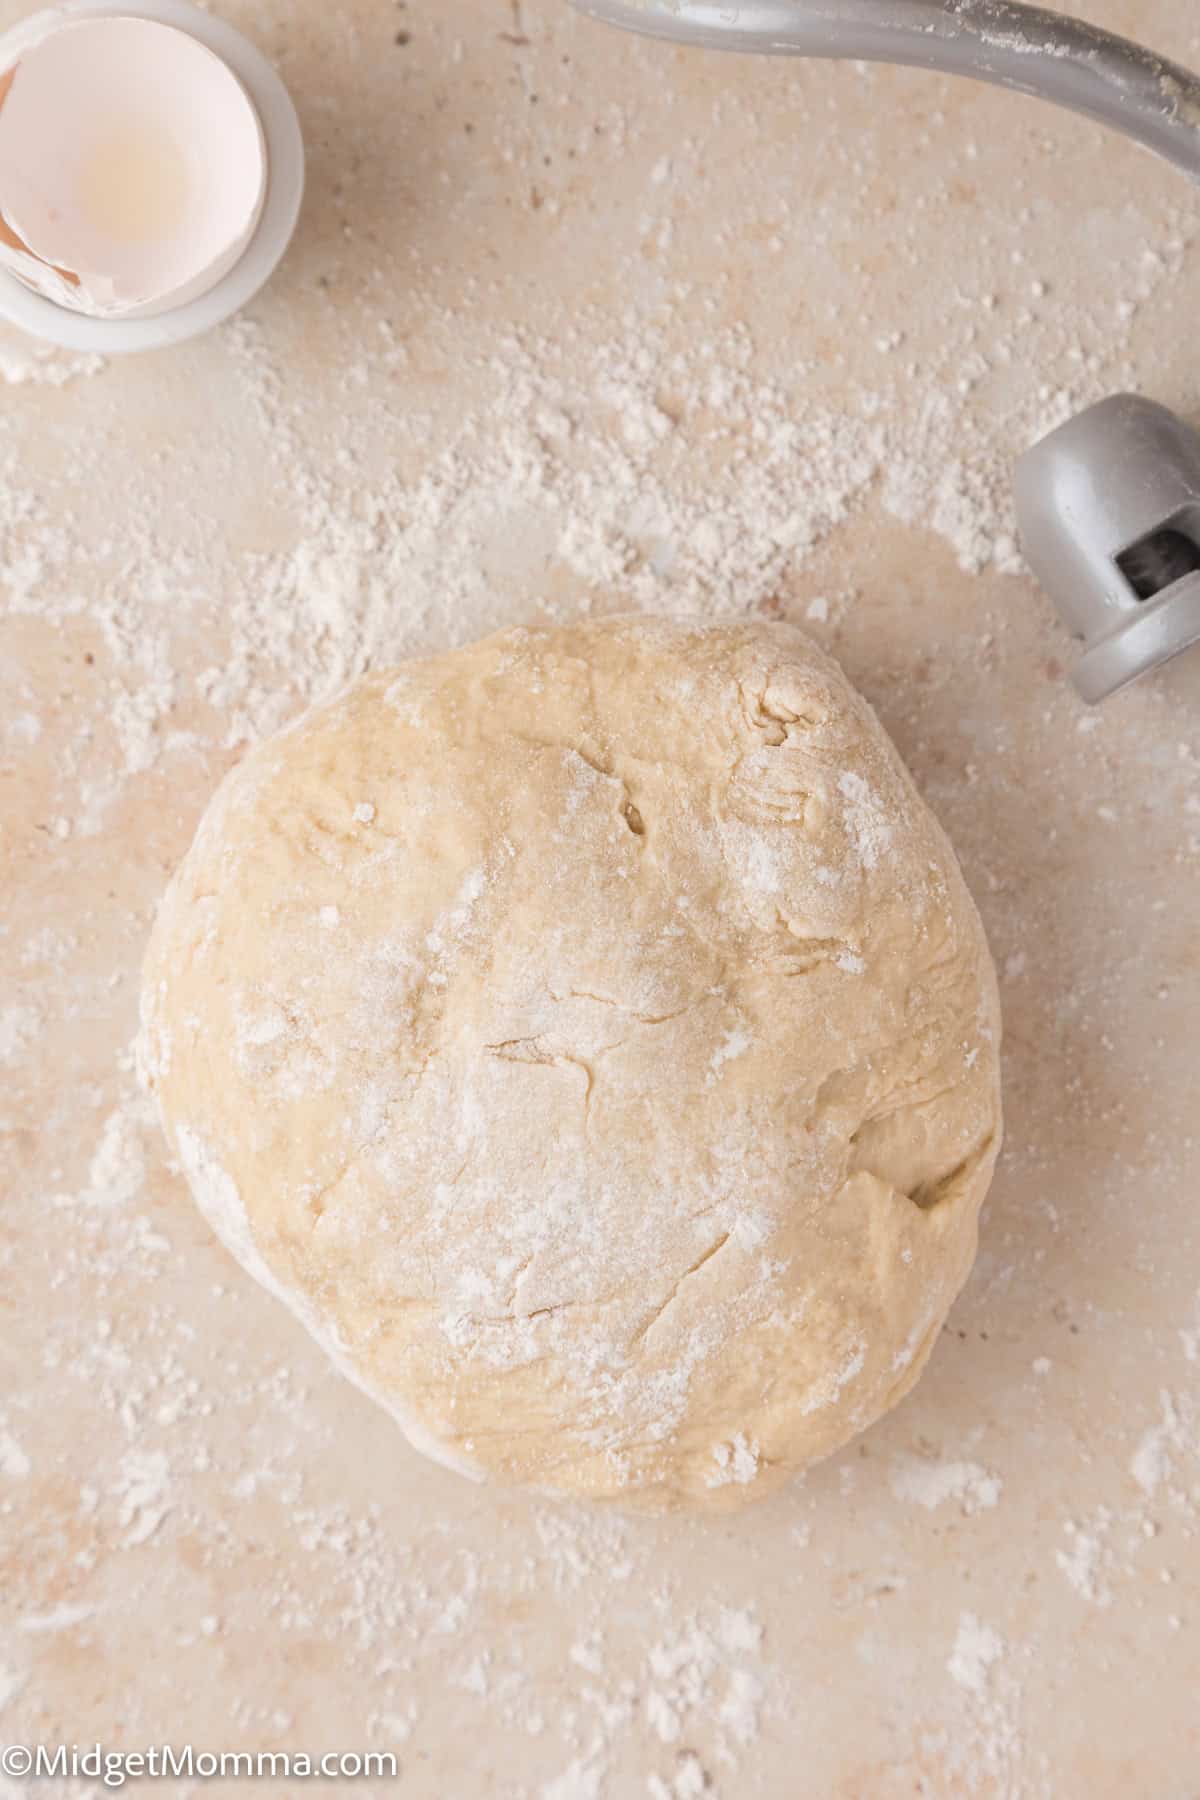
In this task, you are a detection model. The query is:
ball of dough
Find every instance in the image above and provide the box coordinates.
[141,617,1001,1512]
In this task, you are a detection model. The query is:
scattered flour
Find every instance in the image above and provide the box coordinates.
[1130,1390,1188,1497]
[1055,1514,1114,1608]
[642,1607,767,1774]
[542,1755,606,1800]
[708,1026,752,1075]
[647,1751,708,1799]
[0,1429,30,1479]
[367,1706,418,1744]
[1182,1304,1200,1365]
[890,1454,1002,1515]
[0,1003,40,1066]
[0,330,105,387]
[19,1603,95,1633]
[705,1434,760,1488]
[6,710,40,744]
[836,771,892,869]
[947,1613,1006,1696]
[114,1449,173,1548]
[79,1091,156,1210]
[798,1340,866,1416]
[716,1608,763,1657]
[718,1668,764,1748]
[0,1667,26,1712]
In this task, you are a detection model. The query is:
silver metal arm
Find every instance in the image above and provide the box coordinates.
[570,0,1200,186]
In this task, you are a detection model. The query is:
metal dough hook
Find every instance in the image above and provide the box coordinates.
[569,1,1200,186]
[572,1,1200,700]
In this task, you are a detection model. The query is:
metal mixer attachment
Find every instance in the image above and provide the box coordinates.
[569,1,1200,186]
[571,2,1200,698]
[1016,398,1200,703]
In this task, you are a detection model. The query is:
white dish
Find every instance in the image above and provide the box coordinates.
[0,0,304,351]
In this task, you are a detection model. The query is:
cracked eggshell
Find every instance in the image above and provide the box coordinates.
[0,16,266,319]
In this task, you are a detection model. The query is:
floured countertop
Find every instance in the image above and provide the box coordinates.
[2,1,1198,1794]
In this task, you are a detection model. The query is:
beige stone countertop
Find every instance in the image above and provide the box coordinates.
[2,1,1199,1794]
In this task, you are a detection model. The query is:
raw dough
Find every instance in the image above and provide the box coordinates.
[141,616,1002,1512]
